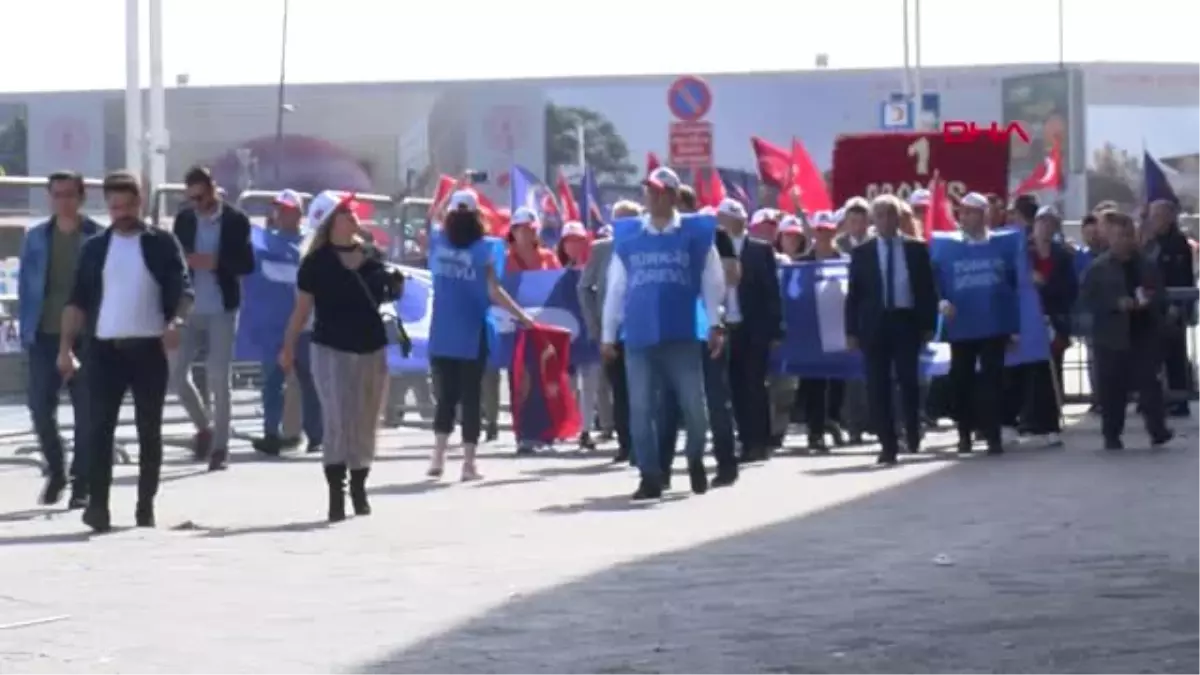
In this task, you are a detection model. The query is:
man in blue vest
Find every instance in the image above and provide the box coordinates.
[601,167,727,500]
[933,192,1020,456]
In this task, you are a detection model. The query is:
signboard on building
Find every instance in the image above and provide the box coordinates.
[669,121,714,167]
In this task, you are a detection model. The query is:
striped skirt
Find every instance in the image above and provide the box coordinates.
[310,343,389,469]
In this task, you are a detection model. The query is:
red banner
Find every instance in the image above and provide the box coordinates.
[831,131,1010,206]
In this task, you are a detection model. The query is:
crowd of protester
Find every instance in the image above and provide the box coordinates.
[13,161,1197,530]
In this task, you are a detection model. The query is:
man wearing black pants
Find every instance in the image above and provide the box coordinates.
[58,171,192,533]
[1144,199,1195,417]
[935,193,1018,455]
[602,343,632,462]
[1083,211,1174,450]
[844,195,938,465]
[716,198,783,464]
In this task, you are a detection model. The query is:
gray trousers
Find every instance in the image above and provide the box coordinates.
[311,344,388,469]
[481,369,502,427]
[168,311,237,449]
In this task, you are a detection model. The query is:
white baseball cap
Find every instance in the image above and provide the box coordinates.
[811,210,837,230]
[274,189,304,211]
[960,192,989,210]
[447,189,479,212]
[750,208,781,226]
[561,220,588,239]
[843,197,870,213]
[1036,205,1060,220]
[908,189,932,206]
[716,198,747,220]
[644,166,682,191]
[511,206,540,229]
[778,215,805,235]
[833,207,847,223]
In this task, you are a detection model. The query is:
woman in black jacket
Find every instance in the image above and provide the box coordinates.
[1022,208,1078,445]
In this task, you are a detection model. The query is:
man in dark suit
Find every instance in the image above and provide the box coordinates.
[844,195,938,465]
[169,166,255,471]
[1082,211,1174,450]
[717,198,784,463]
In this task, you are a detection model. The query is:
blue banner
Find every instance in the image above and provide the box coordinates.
[930,230,1022,343]
[236,224,1053,379]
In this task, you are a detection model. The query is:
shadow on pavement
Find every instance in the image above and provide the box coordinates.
[173,519,332,538]
[358,437,1198,674]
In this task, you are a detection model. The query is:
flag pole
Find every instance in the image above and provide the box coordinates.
[901,0,912,100]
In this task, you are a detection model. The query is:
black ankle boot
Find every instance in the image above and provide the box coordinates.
[323,464,347,522]
[349,468,371,516]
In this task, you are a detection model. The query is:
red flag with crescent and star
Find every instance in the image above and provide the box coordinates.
[510,324,581,442]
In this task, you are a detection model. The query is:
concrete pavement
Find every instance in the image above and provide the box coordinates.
[0,406,1194,673]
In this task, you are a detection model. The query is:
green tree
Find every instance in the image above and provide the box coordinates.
[544,104,636,185]
[0,113,28,176]
[1087,143,1140,208]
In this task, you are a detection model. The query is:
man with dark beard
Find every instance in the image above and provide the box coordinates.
[58,171,193,532]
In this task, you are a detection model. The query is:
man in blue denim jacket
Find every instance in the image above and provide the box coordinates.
[17,171,102,507]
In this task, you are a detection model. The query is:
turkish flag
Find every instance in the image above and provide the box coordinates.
[556,170,581,221]
[510,325,581,442]
[924,172,956,241]
[750,136,790,187]
[779,138,832,213]
[646,151,662,176]
[1012,140,1063,195]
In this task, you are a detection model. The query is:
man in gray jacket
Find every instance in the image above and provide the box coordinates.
[1082,210,1174,450]
[578,201,642,462]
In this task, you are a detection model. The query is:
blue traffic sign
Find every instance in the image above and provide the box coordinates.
[880,100,914,130]
[885,92,941,130]
[667,76,713,122]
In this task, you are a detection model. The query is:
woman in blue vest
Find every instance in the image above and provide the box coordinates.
[427,190,533,481]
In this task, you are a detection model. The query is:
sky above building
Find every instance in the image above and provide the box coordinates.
[4,0,1198,92]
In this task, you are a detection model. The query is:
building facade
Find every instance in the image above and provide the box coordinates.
[0,61,1195,217]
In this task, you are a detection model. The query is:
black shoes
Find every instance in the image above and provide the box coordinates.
[711,465,738,488]
[135,502,155,528]
[808,437,830,454]
[687,460,708,495]
[485,423,499,443]
[1104,437,1124,451]
[957,438,973,455]
[631,477,663,501]
[1150,428,1175,448]
[82,505,111,533]
[324,464,347,522]
[39,473,67,506]
[208,447,229,472]
[67,481,89,510]
[578,432,597,451]
[349,468,371,516]
[875,452,898,466]
[252,434,288,456]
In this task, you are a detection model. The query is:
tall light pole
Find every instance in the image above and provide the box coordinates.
[273,0,290,184]
[912,0,924,129]
[1057,0,1066,69]
[901,0,912,100]
[148,0,167,189]
[124,0,144,178]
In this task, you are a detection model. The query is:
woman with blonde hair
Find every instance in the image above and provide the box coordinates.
[279,194,407,522]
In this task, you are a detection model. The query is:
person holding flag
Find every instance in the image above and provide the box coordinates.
[932,193,1020,456]
[796,211,849,452]
[601,167,726,500]
[504,207,561,455]
[426,191,533,481]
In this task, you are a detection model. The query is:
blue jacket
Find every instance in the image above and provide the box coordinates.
[17,217,103,348]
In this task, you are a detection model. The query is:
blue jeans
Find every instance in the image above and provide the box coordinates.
[658,342,737,472]
[26,332,88,481]
[625,341,709,481]
[261,334,323,443]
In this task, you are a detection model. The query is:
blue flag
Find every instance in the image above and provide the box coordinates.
[488,269,599,370]
[1143,150,1180,205]
[510,163,561,246]
[580,166,605,230]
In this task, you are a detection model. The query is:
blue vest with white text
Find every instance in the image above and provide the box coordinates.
[429,234,494,359]
[615,226,710,349]
[933,237,1019,342]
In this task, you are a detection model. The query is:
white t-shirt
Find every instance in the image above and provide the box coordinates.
[95,233,165,339]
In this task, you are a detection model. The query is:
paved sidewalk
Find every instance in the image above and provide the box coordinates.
[0,407,1194,673]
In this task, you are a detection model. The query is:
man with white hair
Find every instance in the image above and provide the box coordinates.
[718,197,783,467]
[844,195,939,465]
[579,199,643,463]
